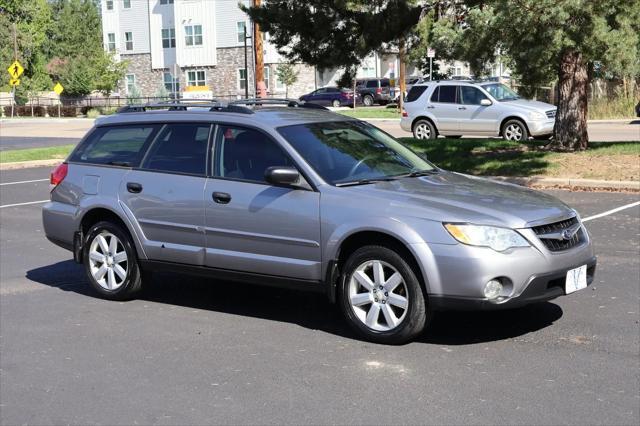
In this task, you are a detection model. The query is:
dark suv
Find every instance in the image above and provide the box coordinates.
[356,78,398,106]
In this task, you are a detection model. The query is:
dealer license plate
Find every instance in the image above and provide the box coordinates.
[565,265,587,294]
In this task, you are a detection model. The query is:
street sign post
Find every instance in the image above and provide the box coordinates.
[427,48,435,81]
[7,60,24,118]
[53,82,64,117]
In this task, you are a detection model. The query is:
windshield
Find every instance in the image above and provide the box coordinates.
[482,83,520,101]
[278,121,435,185]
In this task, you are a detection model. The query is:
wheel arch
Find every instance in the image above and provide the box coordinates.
[411,115,438,134]
[499,115,530,136]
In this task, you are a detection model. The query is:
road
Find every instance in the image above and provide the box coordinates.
[0,118,638,151]
[1,166,639,425]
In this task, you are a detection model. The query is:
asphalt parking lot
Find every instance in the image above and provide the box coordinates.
[1,166,639,425]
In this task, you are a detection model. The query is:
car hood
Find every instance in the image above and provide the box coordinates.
[342,171,574,229]
[501,98,556,113]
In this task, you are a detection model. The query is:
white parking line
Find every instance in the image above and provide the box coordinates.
[582,201,640,222]
[0,178,49,186]
[0,200,49,209]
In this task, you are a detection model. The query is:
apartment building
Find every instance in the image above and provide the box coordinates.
[100,0,317,99]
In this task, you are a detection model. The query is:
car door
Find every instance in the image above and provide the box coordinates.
[457,85,499,134]
[312,88,328,105]
[203,125,322,281]
[119,122,212,265]
[428,85,460,133]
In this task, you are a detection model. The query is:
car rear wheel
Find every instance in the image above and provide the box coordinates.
[332,99,341,108]
[363,95,374,106]
[412,119,436,140]
[339,246,429,344]
[83,221,143,300]
[502,119,529,141]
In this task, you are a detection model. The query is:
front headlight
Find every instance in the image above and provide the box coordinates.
[444,223,530,252]
[528,111,547,121]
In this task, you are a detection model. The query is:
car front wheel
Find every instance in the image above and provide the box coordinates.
[502,119,529,141]
[83,221,143,300]
[339,245,429,344]
[412,119,437,140]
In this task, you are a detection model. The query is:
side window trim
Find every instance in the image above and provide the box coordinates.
[209,122,315,190]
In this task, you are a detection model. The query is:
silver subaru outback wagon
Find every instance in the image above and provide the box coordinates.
[43,100,596,344]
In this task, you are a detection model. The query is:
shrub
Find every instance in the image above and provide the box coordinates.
[99,106,117,115]
[59,106,78,117]
[86,108,100,118]
[80,106,93,115]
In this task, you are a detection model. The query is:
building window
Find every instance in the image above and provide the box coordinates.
[187,70,206,87]
[123,0,131,9]
[106,0,113,10]
[275,66,285,90]
[237,22,246,44]
[238,69,247,90]
[124,32,133,51]
[163,72,180,93]
[126,74,136,94]
[159,0,173,4]
[263,66,270,90]
[161,28,175,48]
[184,25,203,46]
[107,33,116,52]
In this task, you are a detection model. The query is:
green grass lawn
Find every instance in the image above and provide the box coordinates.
[337,107,400,119]
[0,144,75,163]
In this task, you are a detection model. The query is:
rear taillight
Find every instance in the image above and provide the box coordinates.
[376,88,382,94]
[50,163,68,188]
[402,110,408,117]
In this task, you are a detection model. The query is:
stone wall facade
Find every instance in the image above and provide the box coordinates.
[117,49,317,100]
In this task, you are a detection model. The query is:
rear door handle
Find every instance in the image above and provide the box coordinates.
[426,105,435,109]
[126,182,143,193]
[212,192,231,204]
[458,106,467,110]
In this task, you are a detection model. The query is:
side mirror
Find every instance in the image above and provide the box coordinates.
[480,99,492,106]
[265,166,300,187]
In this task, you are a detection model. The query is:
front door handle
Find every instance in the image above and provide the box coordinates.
[126,182,143,193]
[212,192,231,204]
[458,106,467,110]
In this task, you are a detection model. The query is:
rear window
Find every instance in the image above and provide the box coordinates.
[70,125,159,166]
[380,80,390,87]
[406,85,428,102]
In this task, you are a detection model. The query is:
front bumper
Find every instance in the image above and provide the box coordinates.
[430,258,597,310]
[527,119,555,136]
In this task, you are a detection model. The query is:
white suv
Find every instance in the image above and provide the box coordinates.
[400,81,557,141]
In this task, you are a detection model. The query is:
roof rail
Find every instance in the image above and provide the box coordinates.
[116,101,254,115]
[230,98,329,110]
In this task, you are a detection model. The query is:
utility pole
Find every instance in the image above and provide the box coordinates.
[398,38,406,112]
[243,25,251,99]
[253,0,266,98]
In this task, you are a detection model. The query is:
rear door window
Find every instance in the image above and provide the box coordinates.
[70,125,159,166]
[142,123,211,176]
[366,80,377,88]
[406,85,428,102]
[436,85,457,103]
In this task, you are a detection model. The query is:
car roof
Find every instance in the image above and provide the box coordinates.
[95,106,355,129]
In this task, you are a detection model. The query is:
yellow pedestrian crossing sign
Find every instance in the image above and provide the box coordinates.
[9,78,19,86]
[53,82,64,95]
[7,60,24,79]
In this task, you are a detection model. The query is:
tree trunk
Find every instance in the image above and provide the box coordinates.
[552,50,589,150]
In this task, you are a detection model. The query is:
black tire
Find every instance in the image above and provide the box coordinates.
[339,245,430,344]
[332,99,341,108]
[83,220,143,301]
[448,135,463,139]
[363,95,374,106]
[502,119,529,141]
[412,119,437,140]
[533,134,552,140]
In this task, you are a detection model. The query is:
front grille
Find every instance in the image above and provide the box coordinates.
[531,216,583,252]
[546,110,556,118]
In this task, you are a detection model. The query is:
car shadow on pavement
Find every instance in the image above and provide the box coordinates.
[27,260,563,346]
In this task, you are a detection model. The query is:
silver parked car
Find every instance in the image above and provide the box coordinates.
[401,81,557,141]
[43,100,595,344]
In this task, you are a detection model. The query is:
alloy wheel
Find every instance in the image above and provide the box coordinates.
[348,260,409,332]
[88,231,128,290]
[414,123,431,139]
[504,123,523,141]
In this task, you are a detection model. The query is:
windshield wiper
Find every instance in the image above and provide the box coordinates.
[335,177,398,187]
[393,169,440,179]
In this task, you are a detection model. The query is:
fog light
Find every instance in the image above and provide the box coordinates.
[484,280,503,299]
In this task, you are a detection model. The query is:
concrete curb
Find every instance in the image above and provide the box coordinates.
[0,159,62,171]
[490,176,640,191]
